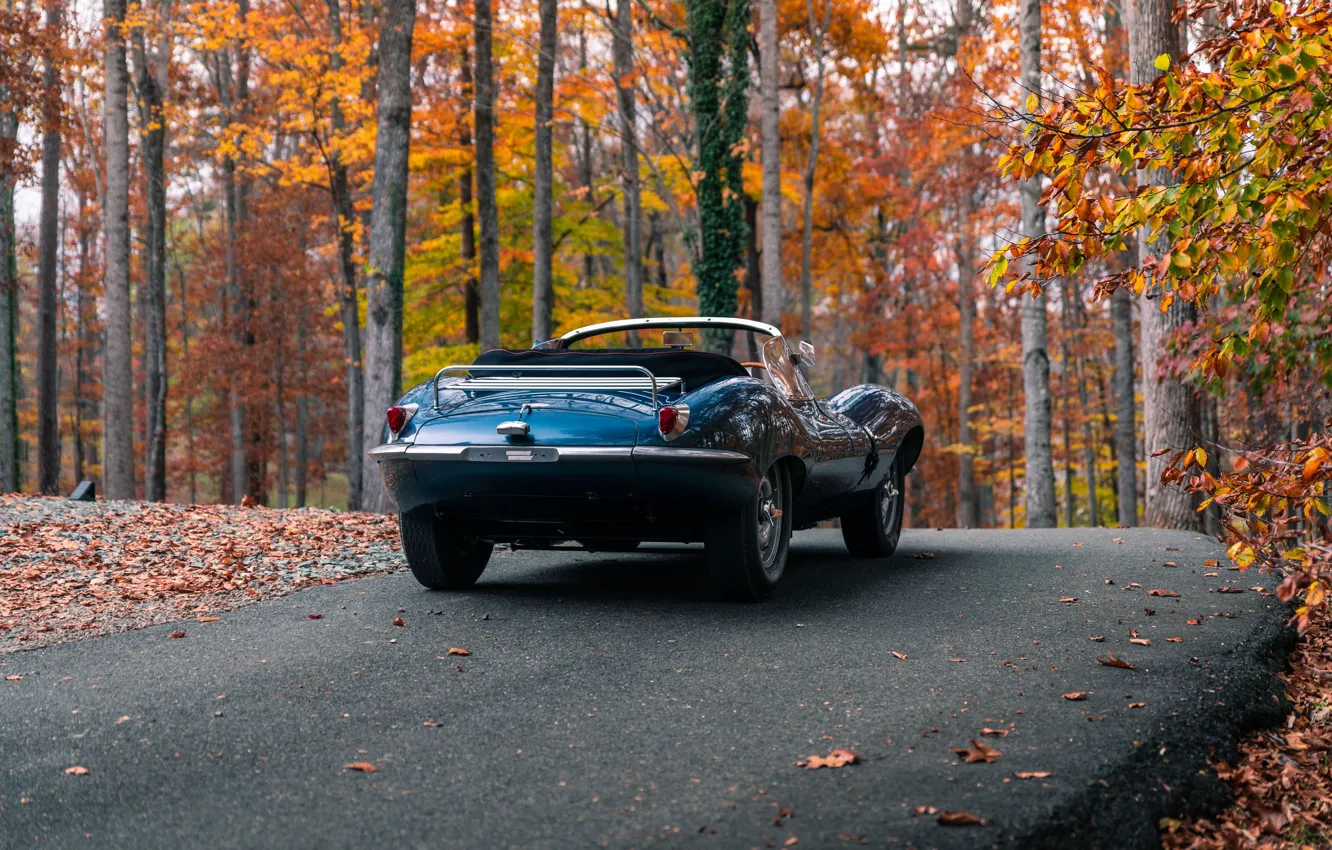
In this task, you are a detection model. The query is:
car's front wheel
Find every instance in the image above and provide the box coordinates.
[399,510,494,589]
[706,463,792,601]
[840,453,905,557]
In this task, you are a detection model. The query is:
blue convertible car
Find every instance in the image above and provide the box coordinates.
[369,317,923,601]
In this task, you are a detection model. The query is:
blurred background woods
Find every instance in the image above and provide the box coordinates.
[0,0,1327,533]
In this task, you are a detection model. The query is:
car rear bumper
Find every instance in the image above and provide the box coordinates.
[372,444,759,541]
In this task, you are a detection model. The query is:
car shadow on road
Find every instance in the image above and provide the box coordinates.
[462,531,934,608]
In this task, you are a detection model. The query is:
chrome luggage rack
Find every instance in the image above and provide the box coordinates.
[433,365,681,411]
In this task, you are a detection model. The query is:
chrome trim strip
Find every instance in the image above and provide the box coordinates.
[632,447,751,464]
[558,316,782,346]
[557,447,633,461]
[403,445,468,460]
[367,444,409,459]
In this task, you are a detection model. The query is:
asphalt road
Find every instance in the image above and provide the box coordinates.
[0,528,1292,850]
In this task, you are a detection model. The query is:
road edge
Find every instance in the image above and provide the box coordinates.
[1014,595,1297,849]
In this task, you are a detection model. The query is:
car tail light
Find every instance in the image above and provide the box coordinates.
[658,404,690,441]
[386,405,410,434]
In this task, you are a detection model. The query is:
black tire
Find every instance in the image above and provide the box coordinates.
[399,510,494,590]
[579,540,642,553]
[841,454,905,557]
[706,463,792,602]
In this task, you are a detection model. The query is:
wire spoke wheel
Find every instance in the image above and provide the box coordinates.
[757,468,784,575]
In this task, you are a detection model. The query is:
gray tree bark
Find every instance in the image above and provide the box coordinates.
[798,0,831,339]
[531,0,557,343]
[758,0,782,328]
[1112,287,1137,524]
[102,0,135,500]
[1128,0,1202,530]
[361,0,417,514]
[0,107,17,493]
[613,0,643,338]
[1018,0,1056,527]
[132,0,171,502]
[326,0,363,509]
[37,0,63,495]
[475,0,501,351]
[956,201,978,528]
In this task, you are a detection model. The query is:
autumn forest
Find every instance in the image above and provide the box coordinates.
[1,0,1329,558]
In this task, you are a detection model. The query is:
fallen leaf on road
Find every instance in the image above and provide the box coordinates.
[1145,608,1156,616]
[1217,586,1246,594]
[307,614,323,620]
[423,721,441,727]
[5,674,22,681]
[837,835,866,844]
[1113,536,1124,543]
[446,647,471,656]
[784,838,799,846]
[197,617,221,623]
[912,806,939,816]
[1125,583,1143,590]
[951,739,1002,764]
[948,658,966,663]
[1131,638,1151,646]
[980,727,1008,737]
[797,748,860,769]
[1204,559,1218,567]
[1060,597,1079,604]
[1163,561,1178,567]
[1187,618,1204,626]
[938,810,991,826]
[115,715,130,724]
[1015,771,1052,779]
[1063,692,1089,700]
[1204,572,1220,577]
[65,766,89,775]
[1129,702,1145,708]
[1089,635,1105,642]
[343,762,378,773]
[1098,652,1135,670]
[1167,637,1183,642]
[392,617,405,627]
[1149,589,1179,597]
[168,631,185,639]
[891,651,907,660]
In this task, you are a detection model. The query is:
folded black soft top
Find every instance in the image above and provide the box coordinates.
[472,347,749,392]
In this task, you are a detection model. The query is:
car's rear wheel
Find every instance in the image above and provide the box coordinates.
[399,510,494,589]
[706,463,792,601]
[840,453,905,557]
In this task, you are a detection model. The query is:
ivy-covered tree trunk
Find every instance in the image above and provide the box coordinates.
[685,0,750,352]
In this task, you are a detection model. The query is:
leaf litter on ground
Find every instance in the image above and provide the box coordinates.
[0,495,400,652]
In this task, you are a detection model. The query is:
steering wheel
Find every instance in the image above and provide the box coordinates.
[740,361,767,371]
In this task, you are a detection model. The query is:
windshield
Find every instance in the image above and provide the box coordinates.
[761,337,812,401]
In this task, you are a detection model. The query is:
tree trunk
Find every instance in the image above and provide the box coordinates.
[0,107,16,493]
[1111,287,1136,525]
[530,0,557,343]
[1018,0,1055,527]
[36,0,63,495]
[475,0,501,351]
[613,0,643,337]
[956,207,978,528]
[458,48,478,344]
[132,4,170,502]
[103,0,135,500]
[362,0,417,514]
[798,0,831,339]
[1129,0,1201,530]
[326,0,363,509]
[758,0,782,328]
[578,28,597,289]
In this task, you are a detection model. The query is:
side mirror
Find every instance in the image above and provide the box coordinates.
[798,340,816,367]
